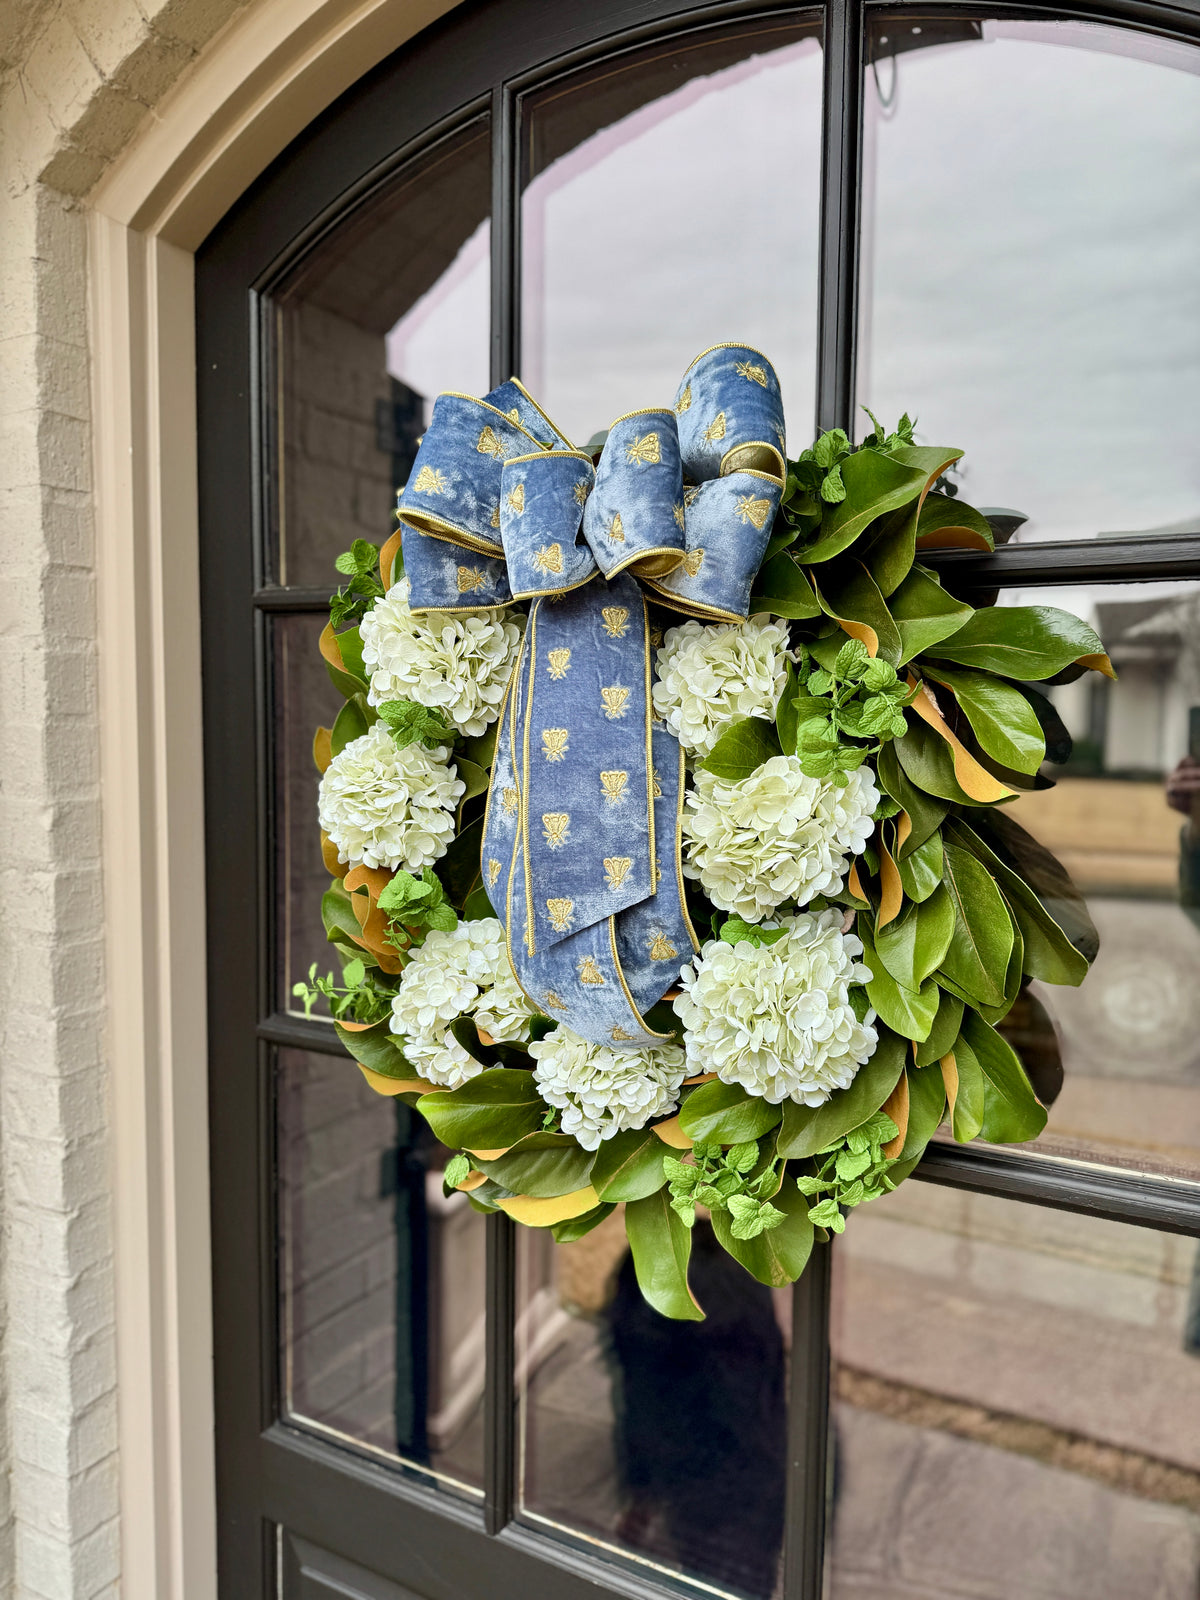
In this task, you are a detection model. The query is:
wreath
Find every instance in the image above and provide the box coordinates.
[301,344,1108,1320]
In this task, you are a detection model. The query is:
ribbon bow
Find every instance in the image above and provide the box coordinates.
[397,346,786,1049]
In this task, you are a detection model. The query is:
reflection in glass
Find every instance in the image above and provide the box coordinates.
[976,582,1200,1181]
[272,118,491,586]
[520,15,822,448]
[859,20,1200,541]
[277,1047,486,1490]
[830,1187,1200,1597]
[517,1216,791,1598]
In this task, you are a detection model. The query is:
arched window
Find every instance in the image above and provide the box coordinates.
[197,3,1200,1596]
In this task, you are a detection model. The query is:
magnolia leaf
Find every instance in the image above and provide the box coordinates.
[875,884,955,991]
[929,605,1115,681]
[936,844,1015,1009]
[875,740,949,854]
[474,1131,595,1197]
[454,757,491,803]
[778,1029,907,1158]
[863,450,966,595]
[498,1187,600,1227]
[859,926,941,1042]
[334,1017,413,1079]
[589,1128,670,1202]
[889,565,975,665]
[961,1010,1048,1143]
[775,661,802,754]
[791,448,932,565]
[907,680,1016,803]
[330,696,369,756]
[438,817,485,909]
[552,1202,617,1243]
[700,717,783,782]
[678,1080,783,1144]
[320,621,370,698]
[750,553,822,618]
[897,1061,948,1162]
[711,1179,814,1286]
[897,829,943,903]
[625,1191,705,1321]
[417,1067,546,1151]
[814,562,903,666]
[913,491,995,553]
[923,664,1047,775]
[914,989,965,1067]
[974,811,1098,964]
[894,718,996,808]
[948,1036,985,1142]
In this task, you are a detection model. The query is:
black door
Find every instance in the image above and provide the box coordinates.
[198,1,1200,1596]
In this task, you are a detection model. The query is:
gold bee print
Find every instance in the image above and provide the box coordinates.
[675,385,692,414]
[673,502,686,532]
[543,990,568,1011]
[501,786,518,817]
[681,548,705,577]
[542,728,569,761]
[649,628,664,650]
[541,811,570,849]
[703,412,726,444]
[601,685,630,720]
[603,857,633,890]
[490,503,501,528]
[625,432,661,466]
[573,479,590,507]
[547,647,571,680]
[735,494,772,530]
[546,898,574,933]
[600,770,628,805]
[507,407,521,423]
[413,465,449,494]
[457,565,486,592]
[577,956,605,986]
[649,931,678,962]
[610,1025,637,1042]
[606,512,625,544]
[734,359,769,387]
[601,606,630,639]
[532,542,564,574]
[506,483,525,515]
[683,485,701,507]
[476,425,507,459]
[486,858,502,888]
[651,766,663,799]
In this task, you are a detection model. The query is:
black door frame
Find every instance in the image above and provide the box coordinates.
[197,0,1200,1595]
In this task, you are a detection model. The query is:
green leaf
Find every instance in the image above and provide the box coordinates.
[624,1191,705,1321]
[975,812,1098,963]
[775,662,801,754]
[936,844,1016,1009]
[875,884,955,991]
[726,1140,760,1173]
[946,820,1089,987]
[929,605,1113,681]
[914,989,965,1066]
[330,696,369,756]
[700,717,783,783]
[454,757,491,803]
[552,1202,617,1243]
[858,926,941,1043]
[862,451,965,596]
[750,553,821,618]
[950,1035,985,1142]
[444,1153,472,1187]
[719,917,787,948]
[438,817,485,909]
[462,884,493,921]
[473,1131,595,1197]
[589,1128,669,1202]
[888,566,974,665]
[678,1081,782,1144]
[712,1178,813,1285]
[899,1062,948,1162]
[377,698,455,749]
[894,718,990,807]
[875,740,949,855]
[897,830,943,903]
[778,1029,907,1158]
[915,491,995,551]
[923,665,1046,775]
[417,1067,546,1151]
[334,1018,412,1078]
[792,448,931,565]
[814,563,902,667]
[961,1010,1048,1143]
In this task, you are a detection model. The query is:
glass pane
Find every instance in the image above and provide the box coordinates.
[517,1217,791,1598]
[961,581,1200,1182]
[859,19,1200,542]
[274,613,343,1015]
[277,1046,486,1491]
[830,1186,1200,1598]
[272,117,491,586]
[520,15,823,448]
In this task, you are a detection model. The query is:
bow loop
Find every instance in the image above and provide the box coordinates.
[673,343,787,481]
[500,450,597,600]
[583,409,687,582]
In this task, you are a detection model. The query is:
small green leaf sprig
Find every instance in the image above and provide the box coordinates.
[665,1142,786,1240]
[330,539,387,628]
[292,957,395,1024]
[858,407,916,454]
[794,1110,900,1234]
[377,868,458,951]
[375,698,456,750]
[791,638,915,783]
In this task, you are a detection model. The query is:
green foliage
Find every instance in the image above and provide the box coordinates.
[699,716,782,782]
[417,1067,547,1151]
[793,1109,901,1233]
[717,917,787,948]
[664,1139,784,1237]
[929,605,1110,681]
[589,1128,670,1202]
[444,1154,471,1188]
[710,1175,815,1286]
[677,1079,783,1144]
[330,539,386,628]
[376,868,458,949]
[625,1190,704,1321]
[781,638,912,784]
[375,698,456,750]
[291,958,395,1024]
[859,408,916,452]
[778,1028,907,1157]
[473,1131,595,1197]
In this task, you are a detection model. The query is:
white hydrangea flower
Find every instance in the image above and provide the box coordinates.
[390,919,537,1088]
[528,1027,687,1150]
[674,910,878,1106]
[360,578,522,738]
[682,757,878,921]
[318,721,464,871]
[652,615,791,757]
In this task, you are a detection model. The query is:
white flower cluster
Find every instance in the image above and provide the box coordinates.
[389,919,536,1088]
[528,1027,687,1150]
[318,721,464,871]
[682,756,878,921]
[360,578,522,738]
[652,615,791,757]
[674,910,878,1106]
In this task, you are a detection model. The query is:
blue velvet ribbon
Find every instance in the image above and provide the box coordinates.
[395,347,785,1048]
